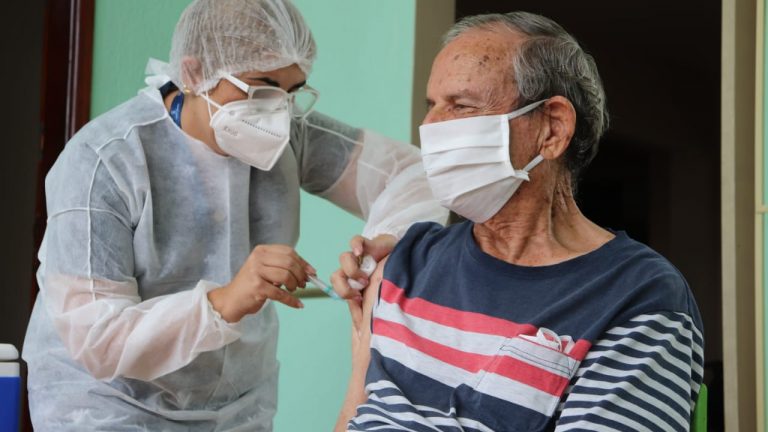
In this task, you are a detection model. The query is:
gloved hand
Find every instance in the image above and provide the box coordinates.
[330,234,395,299]
[207,244,314,322]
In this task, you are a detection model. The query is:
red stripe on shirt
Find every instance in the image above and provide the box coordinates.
[374,318,570,396]
[380,279,591,361]
[568,340,592,359]
[380,279,536,337]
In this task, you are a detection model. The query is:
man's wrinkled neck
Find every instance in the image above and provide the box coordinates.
[472,175,613,266]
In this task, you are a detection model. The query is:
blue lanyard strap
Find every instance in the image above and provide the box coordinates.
[170,91,184,128]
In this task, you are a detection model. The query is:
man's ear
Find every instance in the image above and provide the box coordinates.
[538,95,576,160]
[180,56,204,92]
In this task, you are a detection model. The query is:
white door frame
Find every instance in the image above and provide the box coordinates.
[722,0,760,429]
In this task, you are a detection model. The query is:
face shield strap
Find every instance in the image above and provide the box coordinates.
[221,73,251,94]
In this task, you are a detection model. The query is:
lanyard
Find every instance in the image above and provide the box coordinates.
[170,91,184,128]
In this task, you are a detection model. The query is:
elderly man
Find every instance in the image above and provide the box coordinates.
[332,11,704,432]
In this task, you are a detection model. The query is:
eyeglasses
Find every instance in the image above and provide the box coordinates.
[222,73,319,119]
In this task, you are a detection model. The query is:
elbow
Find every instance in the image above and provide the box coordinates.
[44,275,142,380]
[53,315,123,380]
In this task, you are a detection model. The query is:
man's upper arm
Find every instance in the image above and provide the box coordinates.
[555,311,704,431]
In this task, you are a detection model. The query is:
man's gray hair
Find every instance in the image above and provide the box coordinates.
[445,12,609,183]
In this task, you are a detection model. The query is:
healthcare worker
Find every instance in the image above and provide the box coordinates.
[22,0,448,430]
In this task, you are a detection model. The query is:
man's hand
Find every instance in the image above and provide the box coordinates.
[331,234,395,300]
[207,245,314,322]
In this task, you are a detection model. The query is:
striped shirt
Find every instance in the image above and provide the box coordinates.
[348,222,704,432]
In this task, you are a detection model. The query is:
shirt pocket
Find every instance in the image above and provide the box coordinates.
[471,334,580,431]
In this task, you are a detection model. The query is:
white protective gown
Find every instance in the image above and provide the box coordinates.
[22,80,447,431]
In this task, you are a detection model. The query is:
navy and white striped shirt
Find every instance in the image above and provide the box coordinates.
[348,222,704,431]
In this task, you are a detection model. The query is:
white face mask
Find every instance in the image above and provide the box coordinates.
[419,100,546,223]
[202,93,291,171]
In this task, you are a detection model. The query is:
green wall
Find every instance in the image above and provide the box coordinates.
[91,0,416,430]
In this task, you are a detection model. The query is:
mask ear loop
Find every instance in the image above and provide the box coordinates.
[205,92,214,121]
[507,99,548,180]
[201,89,226,123]
[505,99,547,120]
[516,155,545,180]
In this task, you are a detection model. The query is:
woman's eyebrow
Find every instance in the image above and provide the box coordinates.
[247,76,281,87]
[288,81,307,92]
[243,77,307,92]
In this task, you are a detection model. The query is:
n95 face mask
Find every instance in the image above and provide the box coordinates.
[419,100,546,223]
[203,95,291,171]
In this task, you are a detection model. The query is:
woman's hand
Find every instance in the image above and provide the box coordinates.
[207,244,314,322]
[331,234,395,300]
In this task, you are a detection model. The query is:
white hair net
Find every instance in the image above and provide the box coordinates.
[169,0,316,94]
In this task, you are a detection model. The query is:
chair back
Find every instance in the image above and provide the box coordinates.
[691,383,708,432]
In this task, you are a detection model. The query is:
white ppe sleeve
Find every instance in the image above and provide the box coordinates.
[44,272,241,381]
[292,112,448,239]
[39,150,241,382]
